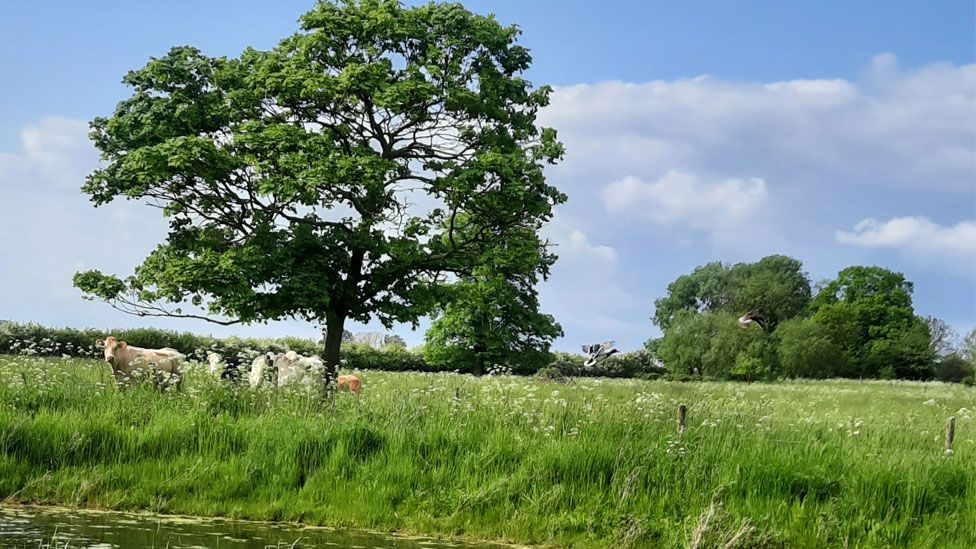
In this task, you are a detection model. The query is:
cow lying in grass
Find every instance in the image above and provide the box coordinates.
[96,336,184,390]
[337,374,362,397]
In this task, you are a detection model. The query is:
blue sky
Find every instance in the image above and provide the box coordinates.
[1,1,974,351]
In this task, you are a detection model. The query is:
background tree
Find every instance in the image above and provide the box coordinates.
[811,266,934,379]
[937,328,976,384]
[962,329,976,362]
[774,317,849,378]
[424,229,561,375]
[923,316,958,357]
[652,262,730,331]
[653,255,811,331]
[73,0,566,377]
[655,310,770,379]
[726,255,812,329]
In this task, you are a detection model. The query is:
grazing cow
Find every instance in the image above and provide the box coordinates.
[205,351,243,383]
[337,374,362,397]
[738,310,768,331]
[96,336,184,390]
[582,341,619,367]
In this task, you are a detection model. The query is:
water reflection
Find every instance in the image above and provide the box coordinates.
[0,506,506,549]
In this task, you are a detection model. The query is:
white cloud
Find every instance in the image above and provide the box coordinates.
[541,54,975,192]
[565,229,617,263]
[603,170,768,228]
[601,170,775,254]
[536,218,645,347]
[836,217,976,268]
[19,117,96,187]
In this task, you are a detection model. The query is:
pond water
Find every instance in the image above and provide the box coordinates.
[0,506,509,549]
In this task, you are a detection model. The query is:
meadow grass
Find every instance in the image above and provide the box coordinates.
[0,355,973,547]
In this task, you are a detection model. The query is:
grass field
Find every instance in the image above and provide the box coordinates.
[0,354,973,547]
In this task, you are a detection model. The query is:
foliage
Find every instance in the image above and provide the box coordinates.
[933,354,975,384]
[424,231,562,375]
[653,255,812,331]
[340,342,428,373]
[774,318,850,378]
[811,266,935,379]
[962,329,976,361]
[74,0,566,371]
[339,331,405,349]
[1,356,974,548]
[726,254,813,329]
[534,365,566,381]
[554,349,665,379]
[656,311,771,379]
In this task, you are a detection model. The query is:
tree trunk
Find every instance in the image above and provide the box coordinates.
[472,342,486,376]
[322,312,346,386]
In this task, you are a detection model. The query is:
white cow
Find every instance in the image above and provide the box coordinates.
[274,350,325,387]
[248,352,278,388]
[96,336,184,390]
[247,351,327,388]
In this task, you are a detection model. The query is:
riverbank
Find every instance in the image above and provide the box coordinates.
[0,503,517,548]
[1,355,974,547]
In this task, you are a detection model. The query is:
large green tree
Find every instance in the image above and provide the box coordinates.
[774,317,849,378]
[423,229,561,375]
[653,255,812,331]
[74,0,566,377]
[655,310,771,380]
[811,266,934,379]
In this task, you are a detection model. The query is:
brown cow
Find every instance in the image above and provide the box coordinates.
[337,374,362,397]
[95,336,184,390]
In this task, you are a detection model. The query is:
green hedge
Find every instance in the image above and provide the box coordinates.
[548,349,666,379]
[0,321,616,378]
[0,321,322,361]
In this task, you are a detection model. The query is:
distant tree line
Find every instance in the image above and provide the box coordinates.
[649,255,975,384]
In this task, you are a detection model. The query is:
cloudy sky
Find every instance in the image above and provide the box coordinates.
[1,1,973,351]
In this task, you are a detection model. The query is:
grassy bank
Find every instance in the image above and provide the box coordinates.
[0,355,973,547]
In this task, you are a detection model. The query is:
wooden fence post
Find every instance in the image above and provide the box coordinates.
[678,404,687,434]
[945,416,955,455]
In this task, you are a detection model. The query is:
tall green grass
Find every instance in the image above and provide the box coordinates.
[0,355,973,547]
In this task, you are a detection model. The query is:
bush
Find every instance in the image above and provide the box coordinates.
[933,354,975,384]
[589,349,665,378]
[535,366,566,382]
[542,349,664,379]
[341,343,429,372]
[730,355,768,381]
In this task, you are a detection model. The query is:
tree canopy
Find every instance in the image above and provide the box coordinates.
[74,0,566,371]
[653,254,812,331]
[650,261,949,382]
[810,266,933,379]
[424,229,561,375]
